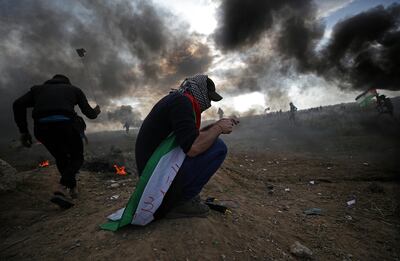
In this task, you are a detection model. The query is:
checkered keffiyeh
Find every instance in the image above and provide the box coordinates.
[179,74,211,112]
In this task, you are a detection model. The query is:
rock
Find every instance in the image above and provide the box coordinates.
[110,183,120,188]
[0,158,19,192]
[290,241,313,259]
[304,208,323,215]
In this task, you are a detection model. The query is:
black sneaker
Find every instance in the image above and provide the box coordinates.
[166,195,209,219]
[50,192,74,209]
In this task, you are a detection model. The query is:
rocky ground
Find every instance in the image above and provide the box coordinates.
[0,100,399,260]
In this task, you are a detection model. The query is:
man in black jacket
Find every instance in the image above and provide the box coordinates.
[13,74,101,208]
[136,74,238,219]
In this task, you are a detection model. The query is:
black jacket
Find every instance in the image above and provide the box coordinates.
[13,77,98,133]
[135,92,199,174]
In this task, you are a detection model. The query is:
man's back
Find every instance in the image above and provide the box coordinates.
[135,92,198,175]
[31,81,82,119]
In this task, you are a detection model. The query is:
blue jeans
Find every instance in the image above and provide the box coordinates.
[180,138,228,200]
[155,138,227,219]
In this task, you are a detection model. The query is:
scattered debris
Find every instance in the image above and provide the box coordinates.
[267,184,274,195]
[284,188,290,192]
[309,180,315,185]
[205,198,228,213]
[304,208,323,215]
[345,215,353,221]
[363,162,369,166]
[110,183,120,188]
[315,178,332,183]
[110,195,120,200]
[290,241,313,259]
[347,199,356,206]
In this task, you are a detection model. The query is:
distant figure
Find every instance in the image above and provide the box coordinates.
[217,107,224,119]
[264,107,270,114]
[73,115,89,145]
[13,74,101,208]
[123,121,130,133]
[289,102,297,121]
[376,95,393,116]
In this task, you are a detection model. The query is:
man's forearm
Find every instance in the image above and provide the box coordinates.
[187,124,222,157]
[200,123,215,132]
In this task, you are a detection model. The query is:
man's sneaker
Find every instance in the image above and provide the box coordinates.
[50,185,74,209]
[166,195,209,219]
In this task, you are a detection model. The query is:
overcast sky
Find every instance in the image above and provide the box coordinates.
[1,0,399,136]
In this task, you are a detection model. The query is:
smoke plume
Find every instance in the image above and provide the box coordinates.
[0,0,213,138]
[320,4,400,91]
[107,105,141,126]
[213,1,400,96]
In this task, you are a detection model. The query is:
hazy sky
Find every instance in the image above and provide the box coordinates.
[1,0,399,136]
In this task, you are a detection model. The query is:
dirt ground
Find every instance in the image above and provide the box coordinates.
[1,101,400,260]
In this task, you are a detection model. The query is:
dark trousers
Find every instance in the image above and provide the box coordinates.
[34,121,83,189]
[155,138,227,218]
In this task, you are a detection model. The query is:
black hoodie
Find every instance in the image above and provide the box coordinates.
[13,77,98,133]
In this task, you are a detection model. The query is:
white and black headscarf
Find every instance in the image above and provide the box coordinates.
[179,74,211,112]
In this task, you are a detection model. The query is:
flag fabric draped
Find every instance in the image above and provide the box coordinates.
[100,93,200,231]
[355,89,377,107]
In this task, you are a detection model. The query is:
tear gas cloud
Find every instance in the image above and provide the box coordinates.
[0,0,212,137]
[1,0,399,139]
[213,0,400,106]
[107,105,141,126]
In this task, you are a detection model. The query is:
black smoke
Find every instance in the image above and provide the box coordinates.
[213,0,316,51]
[0,0,213,138]
[320,4,400,91]
[213,0,400,94]
[107,105,141,126]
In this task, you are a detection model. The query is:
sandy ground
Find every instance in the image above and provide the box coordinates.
[1,101,400,260]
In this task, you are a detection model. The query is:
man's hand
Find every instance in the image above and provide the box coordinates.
[20,133,32,148]
[215,118,239,134]
[94,105,101,115]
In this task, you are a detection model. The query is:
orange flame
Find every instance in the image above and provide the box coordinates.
[39,160,49,167]
[113,164,127,176]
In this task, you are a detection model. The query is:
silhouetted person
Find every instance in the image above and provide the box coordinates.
[123,121,130,133]
[13,74,101,208]
[289,102,297,122]
[376,94,393,116]
[217,107,224,119]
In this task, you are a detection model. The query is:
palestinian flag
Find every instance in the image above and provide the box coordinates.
[355,89,377,107]
[101,93,200,231]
